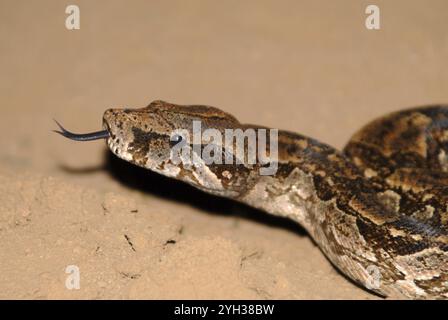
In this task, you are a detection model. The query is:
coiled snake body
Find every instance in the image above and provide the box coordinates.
[55,101,448,299]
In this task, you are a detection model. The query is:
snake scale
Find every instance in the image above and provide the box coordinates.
[55,100,448,299]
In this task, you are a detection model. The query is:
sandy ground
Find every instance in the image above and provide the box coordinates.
[0,0,447,299]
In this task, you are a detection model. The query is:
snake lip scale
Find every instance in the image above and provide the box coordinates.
[55,100,448,299]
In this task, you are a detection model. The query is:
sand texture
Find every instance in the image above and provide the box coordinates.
[0,0,447,299]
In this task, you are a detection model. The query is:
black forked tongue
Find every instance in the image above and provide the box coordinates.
[53,119,109,141]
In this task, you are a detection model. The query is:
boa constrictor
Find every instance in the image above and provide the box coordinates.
[55,100,448,299]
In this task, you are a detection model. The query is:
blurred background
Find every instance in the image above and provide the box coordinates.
[1,0,447,172]
[0,0,447,299]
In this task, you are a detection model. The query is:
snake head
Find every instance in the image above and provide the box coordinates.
[102,100,257,196]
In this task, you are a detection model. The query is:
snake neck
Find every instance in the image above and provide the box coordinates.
[228,131,448,299]
[101,102,448,299]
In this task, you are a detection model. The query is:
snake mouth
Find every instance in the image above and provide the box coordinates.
[53,119,110,141]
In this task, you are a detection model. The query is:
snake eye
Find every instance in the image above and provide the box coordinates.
[170,133,184,146]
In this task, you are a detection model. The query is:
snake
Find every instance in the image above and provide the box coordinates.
[54,100,448,299]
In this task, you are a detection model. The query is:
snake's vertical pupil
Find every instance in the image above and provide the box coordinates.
[170,134,183,146]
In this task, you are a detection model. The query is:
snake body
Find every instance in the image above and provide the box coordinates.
[57,100,448,299]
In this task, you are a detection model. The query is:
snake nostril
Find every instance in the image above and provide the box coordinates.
[102,119,111,131]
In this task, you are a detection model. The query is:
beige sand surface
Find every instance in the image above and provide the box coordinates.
[0,0,447,299]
